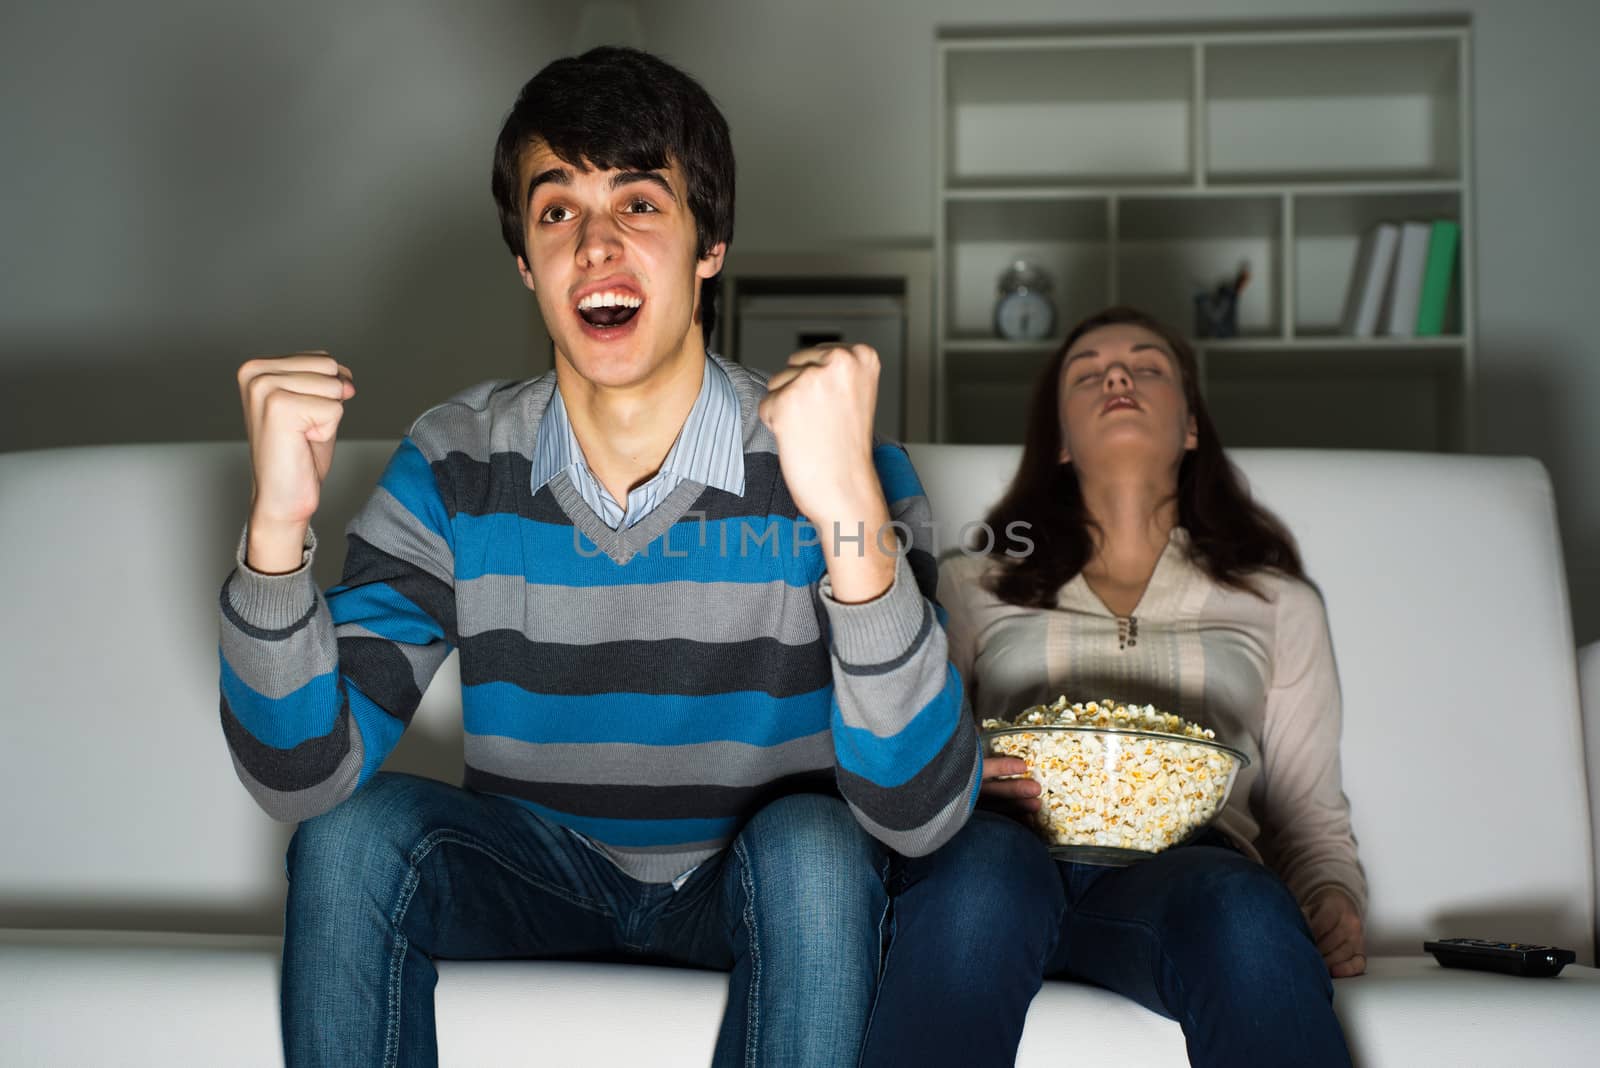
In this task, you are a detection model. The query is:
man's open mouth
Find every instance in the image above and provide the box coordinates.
[576,290,643,329]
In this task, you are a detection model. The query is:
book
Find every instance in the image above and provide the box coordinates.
[1415,219,1461,336]
[1340,222,1400,337]
[1381,221,1433,337]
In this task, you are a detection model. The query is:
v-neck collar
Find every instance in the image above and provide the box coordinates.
[548,469,707,566]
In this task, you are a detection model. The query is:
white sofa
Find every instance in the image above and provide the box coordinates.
[3,440,1599,1066]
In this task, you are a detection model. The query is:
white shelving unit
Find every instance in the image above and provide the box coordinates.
[933,21,1474,450]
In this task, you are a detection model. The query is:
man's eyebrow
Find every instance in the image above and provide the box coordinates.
[525,167,571,208]
[611,170,678,201]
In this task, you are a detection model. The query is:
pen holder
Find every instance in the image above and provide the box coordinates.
[1193,290,1239,339]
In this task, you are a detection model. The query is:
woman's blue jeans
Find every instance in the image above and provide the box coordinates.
[280,772,891,1067]
[860,812,1352,1068]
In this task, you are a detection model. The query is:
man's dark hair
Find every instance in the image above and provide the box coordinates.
[491,46,735,344]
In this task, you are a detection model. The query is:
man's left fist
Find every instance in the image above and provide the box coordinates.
[757,343,883,527]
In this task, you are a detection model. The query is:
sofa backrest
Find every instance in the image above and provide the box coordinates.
[0,441,1592,961]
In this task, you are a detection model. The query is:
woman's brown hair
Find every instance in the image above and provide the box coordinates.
[980,306,1307,608]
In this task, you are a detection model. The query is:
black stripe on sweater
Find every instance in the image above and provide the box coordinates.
[339,535,460,646]
[220,692,353,793]
[835,712,979,833]
[429,451,799,525]
[337,635,431,728]
[456,632,833,698]
[219,577,318,641]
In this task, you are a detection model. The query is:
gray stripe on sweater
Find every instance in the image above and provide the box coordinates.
[221,601,442,703]
[348,485,455,586]
[227,718,364,823]
[835,600,933,676]
[404,378,548,466]
[220,600,338,698]
[455,575,823,646]
[830,623,952,737]
[716,356,779,455]
[464,730,835,789]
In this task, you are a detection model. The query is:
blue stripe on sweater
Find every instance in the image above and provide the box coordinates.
[462,684,832,747]
[327,583,449,643]
[219,654,339,749]
[452,513,817,586]
[348,679,406,784]
[381,438,454,547]
[830,664,964,788]
[498,795,741,848]
[872,443,922,508]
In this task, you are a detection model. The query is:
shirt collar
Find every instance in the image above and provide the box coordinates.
[529,356,746,499]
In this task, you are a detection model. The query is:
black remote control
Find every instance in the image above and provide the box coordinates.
[1424,938,1576,978]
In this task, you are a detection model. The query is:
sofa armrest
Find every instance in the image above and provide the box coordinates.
[1580,640,1600,963]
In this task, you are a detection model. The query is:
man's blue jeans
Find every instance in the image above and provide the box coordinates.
[280,772,891,1067]
[860,812,1352,1068]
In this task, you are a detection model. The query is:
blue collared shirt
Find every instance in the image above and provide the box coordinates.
[529,356,747,530]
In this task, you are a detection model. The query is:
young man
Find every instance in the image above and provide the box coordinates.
[221,47,980,1066]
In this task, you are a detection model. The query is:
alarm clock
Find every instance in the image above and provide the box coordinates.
[994,260,1056,341]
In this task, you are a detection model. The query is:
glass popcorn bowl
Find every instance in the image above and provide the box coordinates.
[983,702,1250,867]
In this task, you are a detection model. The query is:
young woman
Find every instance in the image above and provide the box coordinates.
[863,306,1365,1068]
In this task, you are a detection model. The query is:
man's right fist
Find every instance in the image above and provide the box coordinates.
[236,352,355,573]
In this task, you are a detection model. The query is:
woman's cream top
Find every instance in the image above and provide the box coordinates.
[941,528,1367,913]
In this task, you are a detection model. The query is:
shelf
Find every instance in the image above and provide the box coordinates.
[942,337,1063,354]
[936,332,1464,356]
[1204,343,1465,451]
[1118,194,1283,337]
[1294,190,1463,335]
[945,46,1193,186]
[933,22,1473,449]
[946,180,1461,199]
[943,198,1109,339]
[1205,37,1462,183]
[1200,334,1465,352]
[944,347,1056,445]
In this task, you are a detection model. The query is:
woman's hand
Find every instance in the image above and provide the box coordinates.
[1305,887,1366,977]
[979,754,1041,819]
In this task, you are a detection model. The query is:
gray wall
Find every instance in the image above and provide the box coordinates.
[4,0,1598,641]
[0,0,567,447]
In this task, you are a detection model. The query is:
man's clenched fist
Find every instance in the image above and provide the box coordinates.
[235,352,355,573]
[757,343,893,603]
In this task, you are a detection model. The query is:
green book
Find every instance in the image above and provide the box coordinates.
[1415,219,1460,336]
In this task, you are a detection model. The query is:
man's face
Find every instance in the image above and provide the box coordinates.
[515,141,724,391]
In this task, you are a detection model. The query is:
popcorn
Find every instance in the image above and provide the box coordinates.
[982,697,1241,856]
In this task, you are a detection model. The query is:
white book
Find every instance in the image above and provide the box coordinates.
[1340,222,1400,337]
[1381,221,1433,337]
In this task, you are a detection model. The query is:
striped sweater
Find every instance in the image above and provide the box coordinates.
[218,357,980,882]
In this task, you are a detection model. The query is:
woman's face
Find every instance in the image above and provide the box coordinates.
[1057,323,1198,472]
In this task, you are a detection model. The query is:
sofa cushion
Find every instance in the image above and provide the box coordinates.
[5,932,1595,1067]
